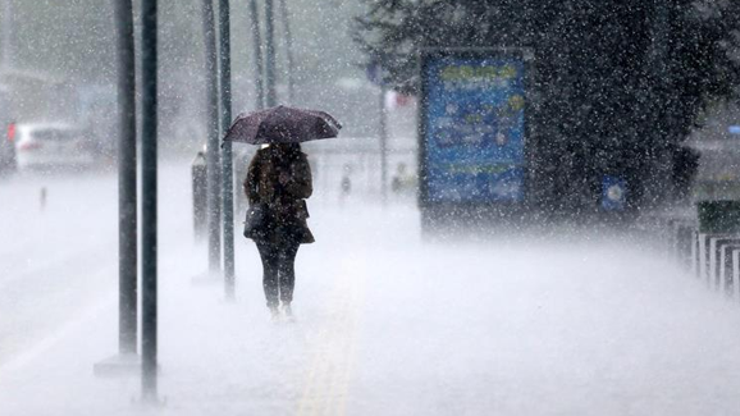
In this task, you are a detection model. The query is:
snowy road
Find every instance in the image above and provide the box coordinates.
[0,169,119,363]
[2,159,740,415]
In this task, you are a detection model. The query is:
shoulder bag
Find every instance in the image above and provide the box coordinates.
[243,203,268,238]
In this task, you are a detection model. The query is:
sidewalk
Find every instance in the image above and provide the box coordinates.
[4,198,740,415]
[0,200,418,416]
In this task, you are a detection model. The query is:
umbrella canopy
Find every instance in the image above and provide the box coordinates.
[223,105,341,145]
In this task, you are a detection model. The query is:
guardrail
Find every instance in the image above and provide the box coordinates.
[658,208,740,299]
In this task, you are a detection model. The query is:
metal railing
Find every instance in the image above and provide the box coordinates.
[657,214,740,300]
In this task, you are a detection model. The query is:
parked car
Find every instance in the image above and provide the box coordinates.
[0,121,15,175]
[14,122,95,171]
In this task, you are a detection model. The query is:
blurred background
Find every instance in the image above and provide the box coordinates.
[0,1,739,219]
[0,0,412,148]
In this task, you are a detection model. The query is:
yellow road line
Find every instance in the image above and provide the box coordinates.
[326,298,354,415]
[334,274,365,416]
[297,256,367,416]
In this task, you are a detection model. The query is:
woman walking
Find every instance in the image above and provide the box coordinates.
[223,105,340,319]
[244,143,314,319]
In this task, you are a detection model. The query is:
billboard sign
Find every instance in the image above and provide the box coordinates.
[419,49,529,205]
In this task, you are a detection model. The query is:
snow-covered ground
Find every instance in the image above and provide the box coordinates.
[2,159,740,415]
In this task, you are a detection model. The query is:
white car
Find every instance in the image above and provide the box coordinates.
[14,123,95,171]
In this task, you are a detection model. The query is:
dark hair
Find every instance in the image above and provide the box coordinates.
[274,142,300,154]
[271,143,301,164]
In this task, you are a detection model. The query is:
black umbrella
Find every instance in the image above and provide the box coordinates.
[223,105,341,145]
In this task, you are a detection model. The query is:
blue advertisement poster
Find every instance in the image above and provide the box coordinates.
[422,54,526,203]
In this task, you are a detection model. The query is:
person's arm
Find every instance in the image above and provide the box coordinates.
[285,154,312,199]
[244,152,261,205]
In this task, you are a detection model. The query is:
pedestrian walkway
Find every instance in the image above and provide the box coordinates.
[4,169,740,415]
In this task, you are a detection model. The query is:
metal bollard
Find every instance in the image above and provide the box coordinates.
[192,150,207,240]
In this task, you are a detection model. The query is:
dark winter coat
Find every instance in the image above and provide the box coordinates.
[244,145,315,244]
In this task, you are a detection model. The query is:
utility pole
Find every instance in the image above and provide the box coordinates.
[203,0,222,275]
[140,0,159,403]
[278,0,294,104]
[249,0,265,109]
[264,0,277,107]
[114,0,138,357]
[218,0,235,300]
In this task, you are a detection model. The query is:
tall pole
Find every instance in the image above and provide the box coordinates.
[2,0,13,70]
[278,0,294,104]
[140,0,158,402]
[376,55,389,205]
[114,0,138,356]
[249,0,265,109]
[218,0,235,300]
[203,0,222,275]
[653,0,671,203]
[379,84,388,204]
[264,0,277,107]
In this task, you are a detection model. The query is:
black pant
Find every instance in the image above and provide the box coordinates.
[255,239,300,308]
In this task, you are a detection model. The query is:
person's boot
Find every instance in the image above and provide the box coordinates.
[269,304,280,321]
[282,303,294,322]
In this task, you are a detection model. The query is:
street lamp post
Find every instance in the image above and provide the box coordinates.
[249,0,264,109]
[140,0,159,403]
[93,0,139,379]
[114,0,138,357]
[203,0,222,275]
[264,0,277,107]
[2,0,13,70]
[374,57,389,204]
[278,0,294,104]
[379,84,388,204]
[218,0,235,300]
